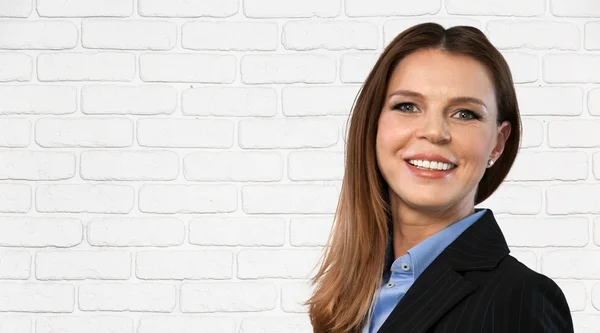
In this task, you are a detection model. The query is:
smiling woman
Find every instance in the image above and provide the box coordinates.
[304,22,574,333]
[377,47,511,220]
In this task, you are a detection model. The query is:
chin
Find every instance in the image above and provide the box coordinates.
[399,192,456,211]
[407,199,453,212]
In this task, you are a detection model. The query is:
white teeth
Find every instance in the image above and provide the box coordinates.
[408,159,456,171]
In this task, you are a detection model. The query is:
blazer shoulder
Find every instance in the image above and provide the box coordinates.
[490,255,574,333]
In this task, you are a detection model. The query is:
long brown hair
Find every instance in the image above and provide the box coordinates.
[304,22,522,332]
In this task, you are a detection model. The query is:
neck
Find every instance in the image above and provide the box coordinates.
[389,193,475,260]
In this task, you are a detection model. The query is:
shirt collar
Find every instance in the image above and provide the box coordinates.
[383,208,488,280]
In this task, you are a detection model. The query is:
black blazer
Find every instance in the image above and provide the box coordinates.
[376,208,574,333]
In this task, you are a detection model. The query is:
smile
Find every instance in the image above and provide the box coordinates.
[407,159,457,171]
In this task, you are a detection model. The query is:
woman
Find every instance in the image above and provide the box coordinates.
[305,22,574,333]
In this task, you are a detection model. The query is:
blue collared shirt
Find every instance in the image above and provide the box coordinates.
[365,208,487,333]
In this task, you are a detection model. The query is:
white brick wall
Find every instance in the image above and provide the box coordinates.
[0,0,598,332]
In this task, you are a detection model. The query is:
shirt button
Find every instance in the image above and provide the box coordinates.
[401,263,410,271]
[386,282,395,288]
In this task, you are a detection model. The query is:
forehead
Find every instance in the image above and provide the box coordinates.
[387,48,496,106]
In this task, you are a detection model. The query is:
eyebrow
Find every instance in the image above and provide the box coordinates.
[387,89,488,109]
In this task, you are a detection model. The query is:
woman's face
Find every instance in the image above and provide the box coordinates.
[376,48,511,213]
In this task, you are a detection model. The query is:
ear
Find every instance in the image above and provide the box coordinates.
[490,120,511,161]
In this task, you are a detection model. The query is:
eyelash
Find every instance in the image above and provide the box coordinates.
[392,102,481,120]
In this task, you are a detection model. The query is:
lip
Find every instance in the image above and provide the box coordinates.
[404,153,457,166]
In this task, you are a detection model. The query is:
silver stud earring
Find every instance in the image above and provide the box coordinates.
[487,159,494,167]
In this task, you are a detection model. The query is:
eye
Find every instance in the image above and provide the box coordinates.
[392,102,418,113]
[453,109,480,120]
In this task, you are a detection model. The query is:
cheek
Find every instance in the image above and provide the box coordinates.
[454,133,492,165]
[376,113,411,151]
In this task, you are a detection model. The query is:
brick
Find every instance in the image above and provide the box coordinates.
[505,151,587,181]
[281,282,311,312]
[0,283,73,312]
[340,52,379,83]
[137,118,234,148]
[237,249,322,278]
[36,317,133,333]
[288,151,344,180]
[520,118,543,147]
[0,21,77,49]
[35,250,131,280]
[549,120,600,147]
[36,184,134,213]
[87,217,184,247]
[572,314,600,332]
[81,150,178,180]
[0,251,30,279]
[136,250,232,279]
[140,53,235,83]
[37,0,133,17]
[238,118,338,149]
[0,52,32,81]
[384,19,481,45]
[497,216,588,247]
[447,0,545,16]
[37,52,135,81]
[81,84,177,115]
[547,184,600,215]
[79,282,176,312]
[0,183,31,213]
[138,184,237,214]
[550,0,600,17]
[189,217,285,246]
[542,250,600,279]
[35,117,133,147]
[138,316,234,333]
[241,54,336,84]
[244,0,340,18]
[543,54,600,83]
[515,86,583,116]
[593,284,600,311]
[0,316,30,333]
[585,22,600,50]
[590,88,600,115]
[138,0,238,17]
[555,281,587,311]
[594,217,600,246]
[486,21,580,50]
[240,316,312,332]
[181,87,277,117]
[478,184,542,214]
[0,85,76,114]
[183,151,282,181]
[180,282,276,312]
[0,151,75,180]
[0,0,32,17]
[499,52,538,83]
[346,0,440,16]
[282,21,378,50]
[290,216,334,246]
[282,86,360,116]
[0,216,82,247]
[182,21,277,51]
[242,184,340,214]
[0,118,31,147]
[82,19,176,50]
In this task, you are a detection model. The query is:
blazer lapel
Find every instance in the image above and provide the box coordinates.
[377,209,510,333]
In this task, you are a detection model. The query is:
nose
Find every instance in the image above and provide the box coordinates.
[416,111,451,144]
